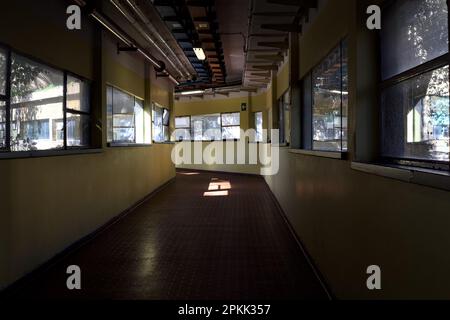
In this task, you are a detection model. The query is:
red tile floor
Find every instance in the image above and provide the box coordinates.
[5,170,329,300]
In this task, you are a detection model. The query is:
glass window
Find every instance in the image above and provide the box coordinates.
[67,75,90,113]
[381,66,449,162]
[152,103,169,143]
[10,53,64,151]
[191,114,221,141]
[0,50,91,153]
[175,116,191,141]
[66,75,90,147]
[0,101,5,148]
[0,48,6,96]
[221,112,240,140]
[107,86,145,144]
[310,40,348,152]
[380,0,449,167]
[255,112,263,142]
[381,0,449,81]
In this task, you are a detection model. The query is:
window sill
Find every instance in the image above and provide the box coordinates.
[351,162,450,191]
[153,142,175,145]
[289,149,346,159]
[0,148,103,160]
[108,143,152,148]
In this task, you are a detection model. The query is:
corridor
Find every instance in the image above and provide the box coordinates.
[6,171,328,300]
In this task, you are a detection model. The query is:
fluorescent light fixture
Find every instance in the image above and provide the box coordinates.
[180,90,204,95]
[193,47,206,61]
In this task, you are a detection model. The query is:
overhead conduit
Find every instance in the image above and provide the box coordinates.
[110,0,191,80]
[73,0,181,85]
[124,0,192,79]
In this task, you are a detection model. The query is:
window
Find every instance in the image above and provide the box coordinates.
[107,86,146,144]
[255,112,263,142]
[300,40,348,152]
[152,103,170,143]
[0,52,92,152]
[0,48,6,149]
[278,91,291,145]
[380,0,449,168]
[191,113,221,141]
[221,112,240,140]
[66,75,91,147]
[174,116,191,141]
[0,47,6,97]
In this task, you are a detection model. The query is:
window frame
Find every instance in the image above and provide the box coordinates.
[0,43,93,154]
[378,0,450,171]
[299,38,349,155]
[174,115,192,142]
[152,102,170,143]
[254,111,263,143]
[107,84,146,146]
[220,111,241,141]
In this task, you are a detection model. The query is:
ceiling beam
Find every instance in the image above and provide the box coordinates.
[267,0,317,7]
[254,54,284,62]
[260,24,302,33]
[257,41,289,49]
[252,65,278,71]
[253,12,297,17]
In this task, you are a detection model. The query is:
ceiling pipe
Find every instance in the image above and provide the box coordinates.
[242,0,255,87]
[109,0,185,79]
[125,0,192,79]
[87,8,180,85]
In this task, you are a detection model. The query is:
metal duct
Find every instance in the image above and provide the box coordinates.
[125,0,192,79]
[109,0,185,79]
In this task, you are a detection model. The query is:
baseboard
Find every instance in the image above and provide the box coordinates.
[262,178,336,301]
[1,177,175,296]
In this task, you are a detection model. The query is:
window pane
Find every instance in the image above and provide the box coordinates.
[107,86,113,143]
[67,113,90,147]
[135,98,144,144]
[255,112,263,142]
[113,114,134,127]
[175,116,190,128]
[152,106,163,142]
[381,65,449,162]
[163,125,169,142]
[0,48,6,96]
[174,128,191,141]
[222,126,240,140]
[221,112,240,126]
[113,87,134,114]
[162,108,170,126]
[10,54,64,151]
[67,75,90,112]
[312,44,346,152]
[301,73,313,150]
[0,101,6,148]
[191,114,221,141]
[341,40,349,151]
[114,128,135,142]
[381,0,449,80]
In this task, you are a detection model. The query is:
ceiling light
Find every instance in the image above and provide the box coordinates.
[180,90,204,95]
[193,47,206,61]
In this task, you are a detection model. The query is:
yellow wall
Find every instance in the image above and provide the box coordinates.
[276,60,290,99]
[173,0,450,300]
[265,0,450,299]
[175,96,246,116]
[0,0,175,289]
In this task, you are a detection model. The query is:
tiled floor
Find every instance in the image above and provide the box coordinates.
[7,170,328,300]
